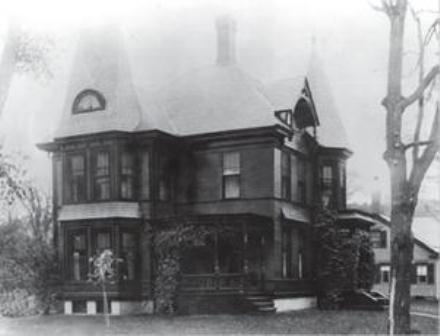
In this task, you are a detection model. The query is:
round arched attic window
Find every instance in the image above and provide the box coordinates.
[72,89,106,114]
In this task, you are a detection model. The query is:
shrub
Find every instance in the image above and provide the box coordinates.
[314,207,375,309]
[0,223,58,316]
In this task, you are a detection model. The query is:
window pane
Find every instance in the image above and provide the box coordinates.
[94,152,110,200]
[121,152,134,199]
[97,232,111,251]
[54,159,63,206]
[70,231,87,280]
[69,155,85,202]
[417,265,427,276]
[224,175,240,198]
[141,152,150,199]
[223,152,240,175]
[121,232,136,280]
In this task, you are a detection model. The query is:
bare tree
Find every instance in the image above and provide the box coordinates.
[0,21,53,120]
[374,0,440,334]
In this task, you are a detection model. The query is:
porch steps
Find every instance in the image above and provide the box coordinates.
[245,295,276,313]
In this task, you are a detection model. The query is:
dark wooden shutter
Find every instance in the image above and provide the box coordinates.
[380,231,387,248]
[411,264,417,284]
[427,264,435,284]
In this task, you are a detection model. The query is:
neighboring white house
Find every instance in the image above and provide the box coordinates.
[371,214,440,300]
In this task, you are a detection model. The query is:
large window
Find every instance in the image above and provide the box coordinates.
[66,154,86,203]
[281,152,291,200]
[121,232,136,280]
[320,163,334,206]
[121,152,134,199]
[222,152,240,199]
[94,231,111,255]
[93,151,111,200]
[141,151,150,200]
[371,230,387,248]
[297,158,306,204]
[68,230,88,280]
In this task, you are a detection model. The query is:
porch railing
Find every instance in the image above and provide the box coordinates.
[180,273,247,291]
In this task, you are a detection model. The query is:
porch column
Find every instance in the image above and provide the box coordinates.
[242,222,248,274]
[260,235,266,284]
[214,232,220,290]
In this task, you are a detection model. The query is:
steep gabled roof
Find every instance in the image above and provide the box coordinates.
[264,49,349,149]
[306,48,349,149]
[55,24,143,138]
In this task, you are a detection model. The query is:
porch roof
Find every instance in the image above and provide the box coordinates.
[336,209,377,229]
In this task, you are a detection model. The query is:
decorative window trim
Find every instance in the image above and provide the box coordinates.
[72,89,106,114]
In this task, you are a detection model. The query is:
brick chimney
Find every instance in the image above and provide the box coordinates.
[371,176,381,214]
[216,15,237,65]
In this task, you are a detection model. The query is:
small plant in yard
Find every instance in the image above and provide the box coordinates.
[88,249,122,327]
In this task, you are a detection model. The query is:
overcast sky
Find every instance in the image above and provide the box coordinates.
[0,0,439,204]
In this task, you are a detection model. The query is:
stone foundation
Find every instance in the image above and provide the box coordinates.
[273,296,317,312]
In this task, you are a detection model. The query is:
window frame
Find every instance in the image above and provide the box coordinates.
[281,151,291,201]
[380,264,391,283]
[222,152,241,199]
[297,157,307,204]
[92,149,112,201]
[371,230,387,249]
[65,152,87,204]
[72,89,106,114]
[66,228,89,281]
[120,151,135,200]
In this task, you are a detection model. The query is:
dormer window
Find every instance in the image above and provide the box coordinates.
[72,89,106,114]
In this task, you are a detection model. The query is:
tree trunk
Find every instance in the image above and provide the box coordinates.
[389,189,415,334]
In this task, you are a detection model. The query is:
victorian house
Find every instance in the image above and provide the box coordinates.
[38,17,377,315]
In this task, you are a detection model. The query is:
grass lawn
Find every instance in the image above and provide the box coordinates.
[0,308,438,335]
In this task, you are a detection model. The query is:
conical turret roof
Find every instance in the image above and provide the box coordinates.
[55,24,143,138]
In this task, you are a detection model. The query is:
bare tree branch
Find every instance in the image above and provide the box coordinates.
[400,65,439,109]
[409,4,426,162]
[404,140,432,150]
[409,105,440,190]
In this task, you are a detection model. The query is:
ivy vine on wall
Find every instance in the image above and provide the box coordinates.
[153,219,236,314]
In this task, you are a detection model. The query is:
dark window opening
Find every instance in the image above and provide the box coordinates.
[297,158,306,204]
[281,152,291,200]
[121,232,137,280]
